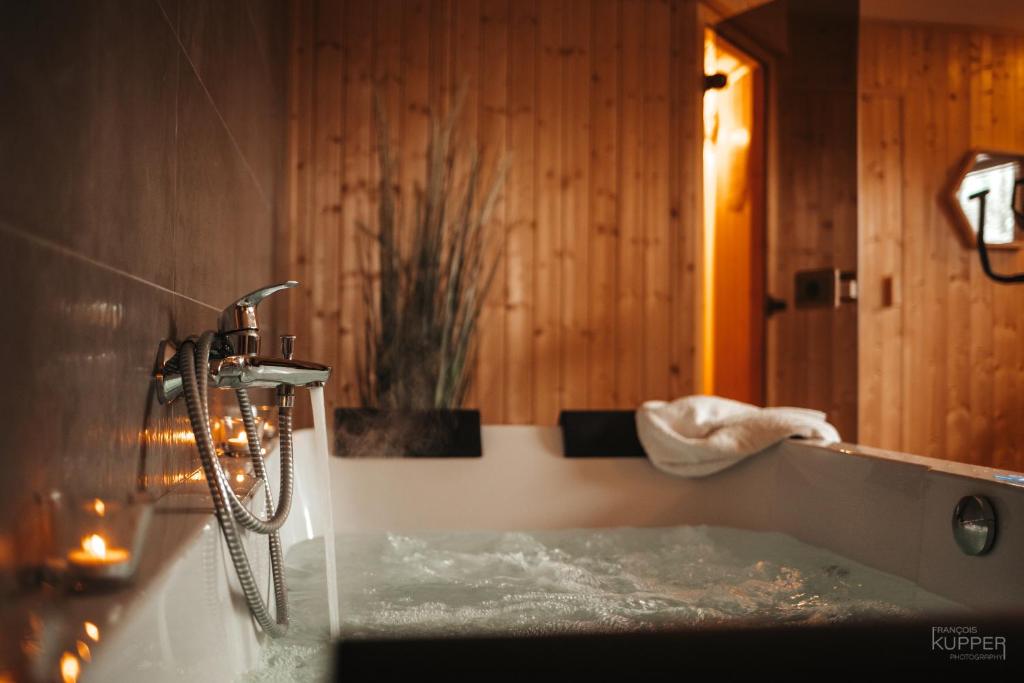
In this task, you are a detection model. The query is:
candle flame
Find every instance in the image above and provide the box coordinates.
[92,499,106,517]
[82,534,107,559]
[60,652,80,683]
[235,473,246,483]
[83,621,100,642]
[75,640,91,662]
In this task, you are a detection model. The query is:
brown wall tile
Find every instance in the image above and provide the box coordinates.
[0,1,179,287]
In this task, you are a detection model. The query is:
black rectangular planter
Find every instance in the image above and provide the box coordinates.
[558,410,646,458]
[334,408,482,458]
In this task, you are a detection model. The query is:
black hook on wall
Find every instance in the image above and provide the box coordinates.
[969,188,1024,284]
[703,72,728,91]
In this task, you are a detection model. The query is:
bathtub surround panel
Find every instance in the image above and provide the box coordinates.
[0,0,286,673]
[858,21,1024,472]
[283,0,706,425]
[329,426,784,533]
[918,470,1023,611]
[773,446,927,581]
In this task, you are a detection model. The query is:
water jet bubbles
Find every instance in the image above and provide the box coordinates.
[245,527,965,682]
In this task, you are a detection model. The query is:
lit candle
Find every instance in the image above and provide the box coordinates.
[67,534,132,580]
[60,651,80,683]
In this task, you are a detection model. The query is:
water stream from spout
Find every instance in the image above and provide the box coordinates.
[308,385,340,638]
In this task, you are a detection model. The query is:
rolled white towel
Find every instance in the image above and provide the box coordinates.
[635,395,840,478]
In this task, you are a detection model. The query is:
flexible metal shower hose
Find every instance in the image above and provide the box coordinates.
[194,333,294,534]
[180,332,290,637]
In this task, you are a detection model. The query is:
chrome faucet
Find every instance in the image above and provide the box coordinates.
[155,281,331,404]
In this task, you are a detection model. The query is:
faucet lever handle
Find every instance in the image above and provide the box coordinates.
[219,281,298,333]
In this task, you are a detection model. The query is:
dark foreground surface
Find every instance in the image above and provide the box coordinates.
[334,617,1024,675]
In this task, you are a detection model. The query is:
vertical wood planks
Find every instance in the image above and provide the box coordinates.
[669,0,702,399]
[617,0,646,409]
[533,0,565,424]
[283,0,316,426]
[856,88,904,450]
[310,0,344,418]
[476,0,509,422]
[505,0,538,423]
[859,20,1024,471]
[944,28,971,462]
[588,0,620,408]
[966,31,997,463]
[643,0,672,401]
[562,0,591,411]
[451,0,481,408]
[338,0,374,408]
[289,0,705,428]
[989,33,1019,468]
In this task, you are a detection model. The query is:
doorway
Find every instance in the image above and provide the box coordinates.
[708,0,860,439]
[702,30,765,405]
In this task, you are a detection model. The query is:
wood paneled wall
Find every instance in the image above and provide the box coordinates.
[858,20,1024,470]
[284,0,705,424]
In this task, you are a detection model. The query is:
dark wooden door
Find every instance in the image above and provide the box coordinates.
[719,0,860,439]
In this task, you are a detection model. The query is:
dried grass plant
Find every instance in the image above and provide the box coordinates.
[356,93,509,411]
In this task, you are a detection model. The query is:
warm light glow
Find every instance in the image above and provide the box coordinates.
[702,30,757,397]
[139,425,196,447]
[228,431,249,445]
[92,499,106,517]
[83,621,100,642]
[60,652,80,683]
[703,31,719,393]
[728,127,750,148]
[75,640,91,662]
[82,534,107,559]
[235,473,246,483]
[189,468,204,482]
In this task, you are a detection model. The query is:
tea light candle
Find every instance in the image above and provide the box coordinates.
[67,534,132,580]
[228,430,249,447]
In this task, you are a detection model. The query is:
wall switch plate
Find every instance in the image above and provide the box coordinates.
[794,269,857,309]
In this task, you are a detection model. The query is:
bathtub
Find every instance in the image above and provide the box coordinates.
[84,426,1024,679]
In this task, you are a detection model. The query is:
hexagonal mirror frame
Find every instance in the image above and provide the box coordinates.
[948,149,1024,250]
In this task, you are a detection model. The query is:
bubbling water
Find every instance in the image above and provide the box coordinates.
[242,526,962,681]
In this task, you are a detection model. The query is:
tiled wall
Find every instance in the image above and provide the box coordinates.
[0,0,286,592]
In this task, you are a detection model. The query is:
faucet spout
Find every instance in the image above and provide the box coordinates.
[212,355,332,390]
[155,350,331,404]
